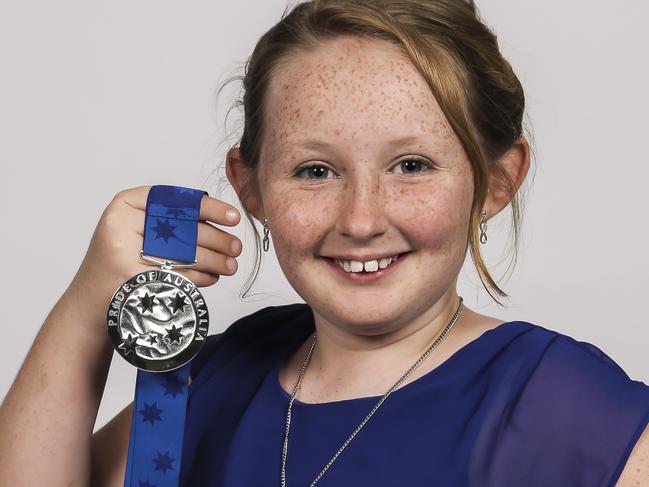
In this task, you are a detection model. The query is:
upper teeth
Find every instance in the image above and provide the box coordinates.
[335,255,399,273]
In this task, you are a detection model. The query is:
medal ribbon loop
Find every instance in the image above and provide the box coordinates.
[120,185,208,487]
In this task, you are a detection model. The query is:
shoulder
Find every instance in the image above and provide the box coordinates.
[498,320,649,486]
[549,332,649,486]
[512,321,649,415]
[508,320,645,385]
[189,302,313,386]
[616,422,649,486]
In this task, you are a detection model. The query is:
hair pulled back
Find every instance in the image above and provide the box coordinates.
[215,0,533,306]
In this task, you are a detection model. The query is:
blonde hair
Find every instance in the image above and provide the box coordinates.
[214,0,534,306]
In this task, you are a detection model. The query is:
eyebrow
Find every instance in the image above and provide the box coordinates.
[293,135,428,150]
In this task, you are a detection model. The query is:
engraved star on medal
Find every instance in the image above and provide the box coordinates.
[138,292,158,313]
[118,332,139,356]
[167,292,188,314]
[164,324,184,345]
[107,252,209,371]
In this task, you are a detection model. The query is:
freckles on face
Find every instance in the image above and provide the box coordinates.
[268,186,331,255]
[256,36,474,323]
[389,180,472,277]
[259,35,473,215]
[260,35,467,169]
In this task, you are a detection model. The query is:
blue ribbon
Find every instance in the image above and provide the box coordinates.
[123,185,207,487]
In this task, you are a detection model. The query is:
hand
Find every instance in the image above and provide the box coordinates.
[69,186,242,324]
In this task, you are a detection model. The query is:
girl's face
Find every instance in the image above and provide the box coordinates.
[258,36,474,334]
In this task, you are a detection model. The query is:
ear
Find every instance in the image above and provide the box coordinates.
[484,137,530,218]
[225,147,264,222]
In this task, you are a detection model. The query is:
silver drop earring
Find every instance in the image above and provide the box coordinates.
[479,210,488,244]
[263,218,270,252]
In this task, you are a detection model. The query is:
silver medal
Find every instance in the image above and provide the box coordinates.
[107,252,209,372]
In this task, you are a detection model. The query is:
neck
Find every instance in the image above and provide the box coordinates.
[306,292,466,388]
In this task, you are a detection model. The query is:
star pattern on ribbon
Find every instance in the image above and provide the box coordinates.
[152,218,177,243]
[166,207,187,218]
[126,186,205,487]
[152,450,175,474]
[160,372,185,399]
[139,401,163,426]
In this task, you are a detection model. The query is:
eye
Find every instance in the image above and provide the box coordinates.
[293,157,437,181]
[294,164,339,181]
[389,157,437,176]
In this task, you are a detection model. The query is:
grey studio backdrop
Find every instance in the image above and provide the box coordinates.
[1,1,647,432]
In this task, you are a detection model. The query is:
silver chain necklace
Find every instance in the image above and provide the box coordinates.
[280,296,464,487]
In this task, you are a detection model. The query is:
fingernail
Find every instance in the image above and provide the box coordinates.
[226,209,239,223]
[226,257,237,272]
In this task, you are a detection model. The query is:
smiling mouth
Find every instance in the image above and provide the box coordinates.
[320,251,411,276]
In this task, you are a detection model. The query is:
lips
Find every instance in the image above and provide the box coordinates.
[320,251,411,282]
[325,252,406,262]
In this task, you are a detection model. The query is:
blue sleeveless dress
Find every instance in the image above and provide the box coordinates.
[180,304,649,486]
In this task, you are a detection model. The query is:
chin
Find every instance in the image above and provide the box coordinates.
[313,297,410,334]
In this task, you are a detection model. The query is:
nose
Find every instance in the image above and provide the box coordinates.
[334,171,390,240]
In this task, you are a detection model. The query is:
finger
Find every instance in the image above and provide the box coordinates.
[115,187,241,228]
[130,217,242,261]
[172,267,220,289]
[196,221,242,258]
[193,244,238,277]
[158,245,238,289]
[198,194,240,227]
[121,194,243,260]
[114,185,151,212]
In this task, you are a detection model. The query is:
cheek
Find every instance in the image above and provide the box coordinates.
[263,174,473,261]
[388,183,472,249]
[264,186,335,255]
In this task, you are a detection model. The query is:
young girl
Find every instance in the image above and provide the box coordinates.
[1,1,647,486]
